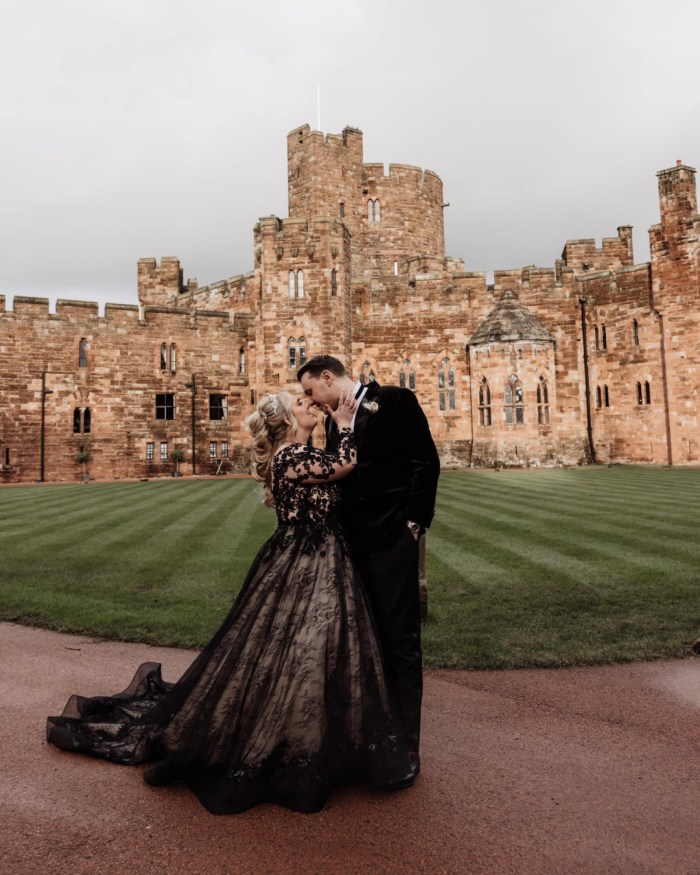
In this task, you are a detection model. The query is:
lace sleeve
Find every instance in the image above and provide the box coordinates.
[282,428,357,483]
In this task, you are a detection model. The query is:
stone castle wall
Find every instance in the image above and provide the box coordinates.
[0,126,698,482]
[0,297,255,482]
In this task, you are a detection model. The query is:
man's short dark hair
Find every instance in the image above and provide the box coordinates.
[297,355,347,382]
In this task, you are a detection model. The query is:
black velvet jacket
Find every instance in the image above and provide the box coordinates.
[325,381,441,546]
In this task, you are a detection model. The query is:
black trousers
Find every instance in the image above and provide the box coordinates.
[349,527,423,752]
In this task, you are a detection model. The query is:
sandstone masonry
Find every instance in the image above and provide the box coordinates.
[1,127,697,482]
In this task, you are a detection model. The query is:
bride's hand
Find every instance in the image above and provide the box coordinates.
[330,389,357,429]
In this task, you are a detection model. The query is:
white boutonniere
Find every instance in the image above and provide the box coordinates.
[361,399,379,414]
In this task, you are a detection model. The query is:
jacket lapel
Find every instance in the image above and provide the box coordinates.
[354,381,380,446]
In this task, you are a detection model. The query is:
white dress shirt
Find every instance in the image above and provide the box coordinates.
[351,380,369,431]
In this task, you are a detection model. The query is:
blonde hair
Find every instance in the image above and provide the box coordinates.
[245,392,298,507]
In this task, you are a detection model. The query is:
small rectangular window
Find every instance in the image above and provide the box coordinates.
[5,448,9,466]
[221,441,228,459]
[209,441,217,459]
[209,394,228,421]
[339,202,345,218]
[394,261,398,276]
[250,390,256,406]
[448,391,456,411]
[146,442,154,462]
[439,392,446,411]
[155,393,175,420]
[83,408,91,434]
[160,441,168,461]
[516,407,524,425]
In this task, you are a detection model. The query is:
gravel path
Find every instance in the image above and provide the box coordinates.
[2,622,699,875]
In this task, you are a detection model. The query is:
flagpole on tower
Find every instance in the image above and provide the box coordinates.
[317,84,321,132]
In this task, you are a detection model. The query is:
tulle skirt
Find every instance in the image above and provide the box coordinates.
[47,520,410,814]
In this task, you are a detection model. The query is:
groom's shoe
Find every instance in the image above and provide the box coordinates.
[383,751,420,791]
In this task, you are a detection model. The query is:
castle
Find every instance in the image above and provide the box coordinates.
[1,123,699,483]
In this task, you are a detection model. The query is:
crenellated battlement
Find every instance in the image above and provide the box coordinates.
[561,226,634,275]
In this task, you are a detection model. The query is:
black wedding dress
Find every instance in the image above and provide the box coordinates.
[46,428,410,815]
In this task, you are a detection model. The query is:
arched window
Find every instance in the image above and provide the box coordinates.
[83,408,91,434]
[537,377,550,424]
[73,408,81,434]
[438,366,446,411]
[297,270,304,298]
[298,337,307,368]
[289,270,295,298]
[239,347,246,374]
[160,343,167,370]
[359,361,374,385]
[79,338,87,368]
[367,200,374,222]
[633,320,639,346]
[169,343,176,372]
[478,378,491,426]
[505,376,524,425]
[636,382,643,405]
[288,337,297,369]
[374,200,380,222]
[595,386,602,409]
[594,325,599,350]
[331,269,337,296]
[645,381,651,404]
[601,324,607,350]
[604,385,610,407]
[448,367,456,411]
[399,359,415,391]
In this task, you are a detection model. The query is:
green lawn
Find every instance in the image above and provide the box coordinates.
[1,468,699,669]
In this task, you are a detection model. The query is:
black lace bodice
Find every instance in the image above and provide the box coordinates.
[271,428,356,526]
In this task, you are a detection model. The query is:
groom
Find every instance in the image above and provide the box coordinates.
[298,355,440,788]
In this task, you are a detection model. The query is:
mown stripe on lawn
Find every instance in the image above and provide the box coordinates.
[0,482,225,559]
[436,504,697,584]
[437,490,700,553]
[437,476,700,530]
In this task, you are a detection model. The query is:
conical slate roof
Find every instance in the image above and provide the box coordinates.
[468,290,555,346]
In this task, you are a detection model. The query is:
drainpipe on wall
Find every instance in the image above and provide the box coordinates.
[465,344,474,467]
[40,371,53,483]
[185,373,197,475]
[655,310,673,465]
[578,299,597,464]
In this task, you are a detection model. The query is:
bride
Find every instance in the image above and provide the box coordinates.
[47,389,410,815]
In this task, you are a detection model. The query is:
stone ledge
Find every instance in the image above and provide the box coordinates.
[56,299,99,309]
[616,262,651,275]
[657,164,697,175]
[576,270,613,282]
[144,306,190,315]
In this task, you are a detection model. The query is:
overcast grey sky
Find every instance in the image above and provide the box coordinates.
[2,0,699,311]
